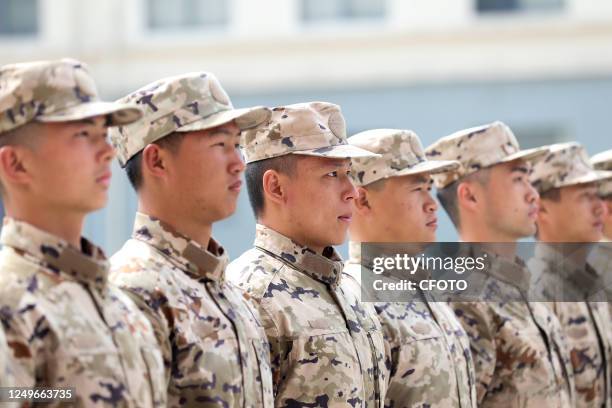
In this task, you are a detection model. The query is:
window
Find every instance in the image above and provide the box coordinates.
[146,0,228,30]
[0,0,38,36]
[301,0,386,22]
[477,0,564,13]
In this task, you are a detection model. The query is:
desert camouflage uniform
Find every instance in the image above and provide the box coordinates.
[530,143,612,407]
[344,242,477,408]
[110,213,274,408]
[529,244,611,408]
[0,218,166,407]
[425,123,574,407]
[343,129,475,407]
[1,325,14,388]
[448,247,575,407]
[227,225,386,407]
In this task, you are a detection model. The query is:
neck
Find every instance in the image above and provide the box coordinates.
[538,235,591,267]
[5,200,84,248]
[139,200,212,249]
[459,225,518,261]
[259,214,324,254]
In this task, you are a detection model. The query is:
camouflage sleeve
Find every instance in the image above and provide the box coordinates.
[449,301,496,404]
[116,286,172,385]
[2,300,50,388]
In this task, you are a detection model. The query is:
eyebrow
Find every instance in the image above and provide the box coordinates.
[511,166,530,174]
[209,128,240,137]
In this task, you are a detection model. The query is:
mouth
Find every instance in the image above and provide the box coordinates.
[593,221,603,230]
[426,218,438,229]
[228,180,242,193]
[96,170,112,187]
[338,214,352,223]
[528,206,539,219]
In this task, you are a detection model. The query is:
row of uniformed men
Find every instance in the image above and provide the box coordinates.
[0,58,610,408]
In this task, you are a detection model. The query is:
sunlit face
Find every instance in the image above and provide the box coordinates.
[539,183,605,242]
[281,156,356,249]
[361,174,439,242]
[603,197,612,240]
[23,116,114,214]
[476,160,540,240]
[164,122,245,224]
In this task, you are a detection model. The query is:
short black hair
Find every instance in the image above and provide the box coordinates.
[245,155,299,218]
[124,131,186,191]
[436,169,491,229]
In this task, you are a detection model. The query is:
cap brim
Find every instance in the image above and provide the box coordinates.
[392,159,460,178]
[292,144,381,159]
[500,146,549,164]
[176,106,270,133]
[555,170,612,190]
[36,101,143,126]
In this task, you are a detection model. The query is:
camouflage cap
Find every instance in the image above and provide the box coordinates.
[0,58,142,134]
[240,101,379,164]
[530,142,612,194]
[347,129,460,187]
[109,72,271,167]
[591,149,612,197]
[424,121,548,189]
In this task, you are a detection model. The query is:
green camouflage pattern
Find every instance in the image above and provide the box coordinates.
[425,121,547,189]
[529,244,612,408]
[592,149,612,197]
[530,142,612,194]
[0,218,166,407]
[347,128,459,187]
[0,58,141,133]
[450,247,575,407]
[240,101,378,164]
[226,224,387,407]
[344,242,478,408]
[109,213,274,408]
[109,72,270,166]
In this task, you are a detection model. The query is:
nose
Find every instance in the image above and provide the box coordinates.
[424,191,438,213]
[229,147,246,175]
[100,130,115,163]
[342,177,357,202]
[594,195,605,217]
[526,181,539,204]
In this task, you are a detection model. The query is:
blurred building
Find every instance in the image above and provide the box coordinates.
[1,0,612,257]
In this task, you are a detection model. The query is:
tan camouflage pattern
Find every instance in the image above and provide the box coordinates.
[344,242,477,408]
[450,247,575,407]
[424,121,548,189]
[592,149,612,197]
[0,218,166,407]
[240,101,379,164]
[347,128,460,187]
[109,72,270,166]
[530,142,612,194]
[0,58,141,133]
[109,212,274,408]
[529,244,612,408]
[0,325,15,388]
[226,224,387,407]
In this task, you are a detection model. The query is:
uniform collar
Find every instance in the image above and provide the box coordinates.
[132,212,228,282]
[471,244,531,293]
[0,217,109,291]
[254,224,344,288]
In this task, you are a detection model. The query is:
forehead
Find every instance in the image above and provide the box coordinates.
[563,182,599,194]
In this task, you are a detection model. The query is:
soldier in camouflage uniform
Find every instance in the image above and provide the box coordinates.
[529,142,612,408]
[108,72,275,408]
[226,102,388,407]
[0,59,166,407]
[592,149,612,241]
[425,121,575,407]
[343,129,478,408]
